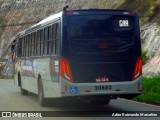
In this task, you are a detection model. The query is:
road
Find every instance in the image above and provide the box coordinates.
[0,79,159,120]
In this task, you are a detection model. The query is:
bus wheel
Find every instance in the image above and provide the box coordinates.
[20,87,28,95]
[38,79,47,107]
[18,74,28,95]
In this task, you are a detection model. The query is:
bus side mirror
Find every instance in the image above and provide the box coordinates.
[11,45,15,53]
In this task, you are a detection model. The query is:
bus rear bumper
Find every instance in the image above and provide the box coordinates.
[60,76,142,98]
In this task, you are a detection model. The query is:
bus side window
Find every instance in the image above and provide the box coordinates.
[27,35,29,57]
[18,38,22,57]
[52,23,59,55]
[55,23,59,55]
[21,37,24,57]
[52,24,55,55]
[48,26,52,55]
[28,34,31,57]
[31,33,35,56]
[35,32,38,56]
[37,30,41,56]
[29,34,32,57]
[25,36,27,57]
[24,37,26,57]
[33,32,36,56]
[40,29,43,56]
[44,27,48,55]
[23,37,25,57]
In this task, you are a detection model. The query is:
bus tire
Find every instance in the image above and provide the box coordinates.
[20,87,28,95]
[18,74,28,95]
[38,79,47,107]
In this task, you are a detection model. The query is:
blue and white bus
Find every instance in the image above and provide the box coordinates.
[12,8,142,106]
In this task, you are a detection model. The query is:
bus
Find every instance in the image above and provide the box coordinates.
[11,7,142,106]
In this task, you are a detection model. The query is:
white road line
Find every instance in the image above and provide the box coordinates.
[118,98,160,109]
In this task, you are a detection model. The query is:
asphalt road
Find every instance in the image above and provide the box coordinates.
[0,79,159,120]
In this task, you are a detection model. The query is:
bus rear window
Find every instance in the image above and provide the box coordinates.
[68,15,135,54]
[68,15,134,40]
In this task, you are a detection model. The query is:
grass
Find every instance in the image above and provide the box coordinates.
[133,77,160,103]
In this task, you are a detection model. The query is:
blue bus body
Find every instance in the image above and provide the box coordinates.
[62,10,141,83]
[59,10,142,101]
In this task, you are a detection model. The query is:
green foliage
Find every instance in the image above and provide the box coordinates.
[149,0,156,7]
[142,50,148,65]
[0,75,14,79]
[142,77,160,93]
[144,0,156,17]
[144,10,154,17]
[133,93,160,102]
[133,77,160,103]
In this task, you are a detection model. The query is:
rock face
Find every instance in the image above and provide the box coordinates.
[141,23,160,77]
[0,0,124,58]
[1,0,160,77]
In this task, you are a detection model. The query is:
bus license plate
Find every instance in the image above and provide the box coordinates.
[95,85,112,91]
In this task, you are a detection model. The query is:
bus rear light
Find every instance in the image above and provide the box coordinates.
[123,12,135,15]
[129,12,135,15]
[65,11,79,15]
[60,58,73,83]
[65,11,73,14]
[132,57,142,80]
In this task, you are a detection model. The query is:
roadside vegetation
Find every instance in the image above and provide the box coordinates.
[142,50,148,65]
[0,74,14,79]
[133,77,160,105]
[118,0,160,23]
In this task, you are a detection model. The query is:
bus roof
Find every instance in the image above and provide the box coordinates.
[68,9,135,12]
[17,9,137,37]
[31,11,63,28]
[18,11,63,37]
[64,9,137,16]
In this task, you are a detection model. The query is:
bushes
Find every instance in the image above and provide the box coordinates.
[134,93,160,102]
[0,74,14,79]
[142,77,160,93]
[142,50,148,65]
[133,77,160,103]
[144,0,156,17]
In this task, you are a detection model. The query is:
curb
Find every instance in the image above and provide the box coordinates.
[145,101,160,106]
[119,98,160,108]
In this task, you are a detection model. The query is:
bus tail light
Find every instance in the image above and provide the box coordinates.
[65,11,73,14]
[129,12,135,15]
[132,57,142,80]
[60,58,73,83]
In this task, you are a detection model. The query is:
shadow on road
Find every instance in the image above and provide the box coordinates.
[26,92,123,112]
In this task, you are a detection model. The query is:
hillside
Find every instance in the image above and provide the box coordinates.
[0,0,160,76]
[0,0,124,58]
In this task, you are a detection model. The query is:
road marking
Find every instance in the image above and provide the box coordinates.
[118,98,160,109]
